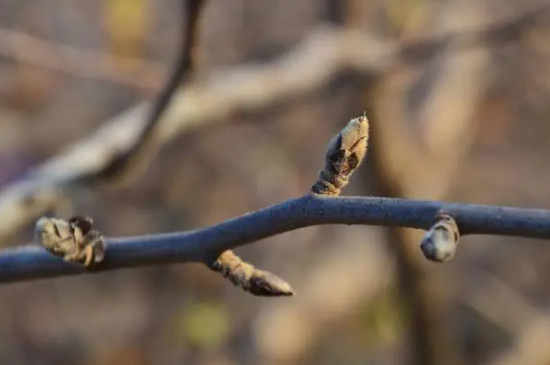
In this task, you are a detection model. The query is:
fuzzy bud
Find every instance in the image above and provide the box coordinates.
[420,213,460,262]
[311,114,369,196]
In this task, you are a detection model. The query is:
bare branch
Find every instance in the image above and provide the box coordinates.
[1,194,550,283]
[0,2,548,238]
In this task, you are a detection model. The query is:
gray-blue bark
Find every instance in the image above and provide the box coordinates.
[1,194,549,283]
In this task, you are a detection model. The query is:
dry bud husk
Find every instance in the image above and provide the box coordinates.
[35,215,105,267]
[209,250,294,296]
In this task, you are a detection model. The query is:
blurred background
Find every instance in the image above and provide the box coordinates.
[1,0,550,364]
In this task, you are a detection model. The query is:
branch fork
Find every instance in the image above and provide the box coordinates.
[34,115,371,296]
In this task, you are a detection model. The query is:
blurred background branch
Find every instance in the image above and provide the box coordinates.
[0,27,164,91]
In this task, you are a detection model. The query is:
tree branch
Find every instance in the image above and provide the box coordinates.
[1,2,548,239]
[2,194,550,283]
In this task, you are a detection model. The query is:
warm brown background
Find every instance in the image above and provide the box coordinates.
[1,0,550,364]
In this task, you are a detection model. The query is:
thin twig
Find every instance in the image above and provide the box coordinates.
[92,0,204,183]
[2,194,550,283]
[0,28,164,90]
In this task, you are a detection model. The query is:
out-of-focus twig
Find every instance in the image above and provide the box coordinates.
[462,271,550,365]
[463,271,538,335]
[0,28,164,90]
[94,0,204,183]
[0,1,546,89]
[490,317,550,365]
[0,2,548,240]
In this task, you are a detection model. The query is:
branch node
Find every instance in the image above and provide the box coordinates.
[207,250,294,297]
[311,114,369,196]
[420,212,460,262]
[35,216,105,267]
